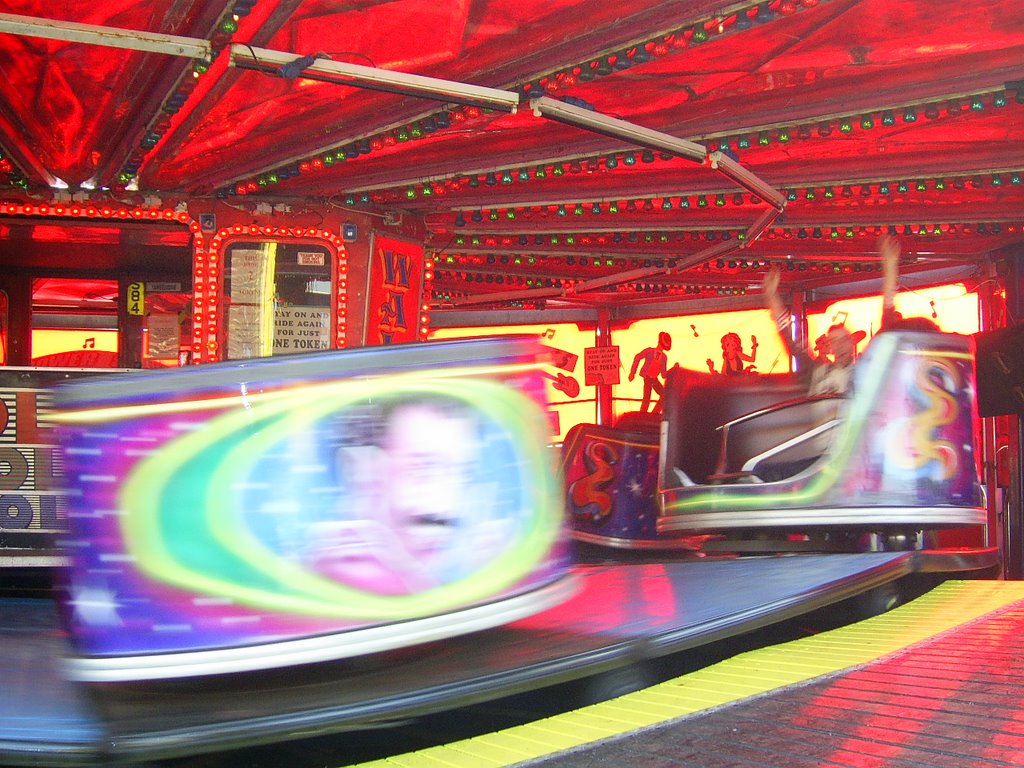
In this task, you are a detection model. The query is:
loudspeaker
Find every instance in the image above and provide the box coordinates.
[974,324,1024,417]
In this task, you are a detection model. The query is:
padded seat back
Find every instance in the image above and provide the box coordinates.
[661,369,805,485]
[723,397,842,477]
[613,410,662,434]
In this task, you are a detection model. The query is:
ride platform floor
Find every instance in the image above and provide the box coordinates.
[0,553,1003,767]
[0,552,944,766]
[358,578,1024,768]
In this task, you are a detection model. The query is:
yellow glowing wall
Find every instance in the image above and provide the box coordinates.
[807,284,979,360]
[424,284,980,441]
[429,323,593,442]
[31,329,119,366]
[613,310,785,419]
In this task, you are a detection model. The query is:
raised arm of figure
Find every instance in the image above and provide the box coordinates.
[879,234,901,329]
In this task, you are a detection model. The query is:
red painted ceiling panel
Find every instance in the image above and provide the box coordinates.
[0,0,1022,307]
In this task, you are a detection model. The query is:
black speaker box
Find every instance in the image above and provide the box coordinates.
[974,324,1024,417]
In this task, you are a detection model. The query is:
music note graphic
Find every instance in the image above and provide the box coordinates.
[541,328,555,339]
[83,338,96,349]
[690,324,699,337]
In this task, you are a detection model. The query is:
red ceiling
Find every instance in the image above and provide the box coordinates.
[0,0,1023,310]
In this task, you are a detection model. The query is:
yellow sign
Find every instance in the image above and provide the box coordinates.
[127,282,145,316]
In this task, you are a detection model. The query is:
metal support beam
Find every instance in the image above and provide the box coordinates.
[230,45,521,113]
[530,96,708,162]
[594,307,614,427]
[0,12,209,58]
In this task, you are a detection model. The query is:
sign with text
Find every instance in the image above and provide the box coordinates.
[368,236,424,345]
[297,251,326,267]
[146,281,182,293]
[273,306,331,354]
[584,345,621,386]
[229,248,269,303]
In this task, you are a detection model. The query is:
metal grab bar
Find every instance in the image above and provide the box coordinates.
[712,393,846,479]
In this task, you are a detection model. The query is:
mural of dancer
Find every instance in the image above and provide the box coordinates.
[628,331,672,413]
[707,333,758,376]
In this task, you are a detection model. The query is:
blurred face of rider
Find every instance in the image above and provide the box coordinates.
[828,326,856,367]
[382,403,476,560]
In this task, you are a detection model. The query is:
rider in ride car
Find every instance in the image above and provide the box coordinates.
[763,269,864,396]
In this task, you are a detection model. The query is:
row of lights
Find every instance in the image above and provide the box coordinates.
[441,220,1018,252]
[519,0,806,97]
[371,90,1017,207]
[430,283,745,302]
[768,222,1017,238]
[419,259,435,340]
[435,253,880,275]
[441,253,619,267]
[228,105,488,196]
[445,170,1024,228]
[784,172,1023,202]
[450,231,744,248]
[408,151,672,204]
[707,89,1017,154]
[0,200,192,222]
[434,271,579,290]
[432,269,753,296]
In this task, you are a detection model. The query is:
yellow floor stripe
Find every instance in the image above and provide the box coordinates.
[347,579,1024,768]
